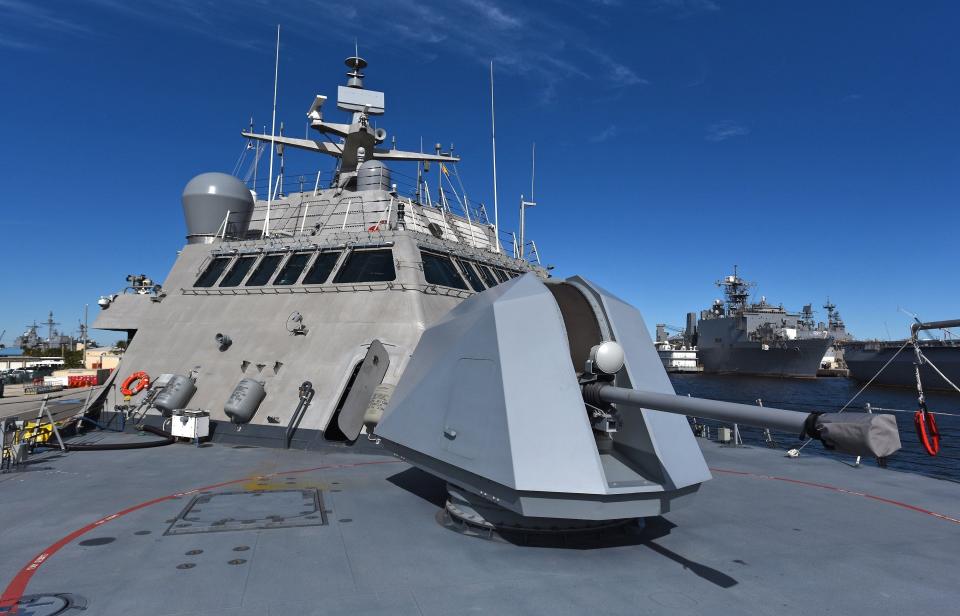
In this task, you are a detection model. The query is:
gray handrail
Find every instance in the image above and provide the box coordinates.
[911,319,960,339]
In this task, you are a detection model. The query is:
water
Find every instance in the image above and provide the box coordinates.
[668,374,960,483]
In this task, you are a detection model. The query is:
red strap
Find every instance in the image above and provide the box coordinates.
[914,410,940,456]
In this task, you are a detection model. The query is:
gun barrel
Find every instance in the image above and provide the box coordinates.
[584,384,902,458]
[591,385,811,435]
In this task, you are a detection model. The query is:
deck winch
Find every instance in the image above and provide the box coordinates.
[374,274,902,529]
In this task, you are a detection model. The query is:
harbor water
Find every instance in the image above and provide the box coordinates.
[669,374,960,482]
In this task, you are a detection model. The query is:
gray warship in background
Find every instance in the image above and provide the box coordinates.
[691,268,833,378]
[845,322,960,390]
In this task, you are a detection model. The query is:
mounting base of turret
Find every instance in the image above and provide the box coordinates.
[440,485,636,539]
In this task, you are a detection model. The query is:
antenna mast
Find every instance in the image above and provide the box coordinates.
[518,142,537,261]
[531,141,535,201]
[263,24,280,239]
[489,61,500,252]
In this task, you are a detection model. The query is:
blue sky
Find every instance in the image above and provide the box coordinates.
[1,0,957,346]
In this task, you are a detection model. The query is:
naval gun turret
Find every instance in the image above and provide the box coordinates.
[373,274,901,531]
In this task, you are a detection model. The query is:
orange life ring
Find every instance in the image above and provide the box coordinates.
[914,408,940,456]
[120,371,150,397]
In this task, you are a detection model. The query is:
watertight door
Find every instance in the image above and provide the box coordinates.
[336,339,390,441]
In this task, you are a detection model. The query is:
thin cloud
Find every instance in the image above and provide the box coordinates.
[706,121,750,142]
[0,0,91,49]
[590,124,619,143]
[462,0,522,29]
[0,35,37,50]
[77,0,646,105]
[646,0,720,18]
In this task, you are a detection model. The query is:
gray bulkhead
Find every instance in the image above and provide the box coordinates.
[95,185,540,438]
[93,55,544,442]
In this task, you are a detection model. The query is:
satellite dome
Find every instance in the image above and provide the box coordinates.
[181,172,254,244]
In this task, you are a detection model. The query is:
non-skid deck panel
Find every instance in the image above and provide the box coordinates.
[164,489,328,535]
[0,435,958,615]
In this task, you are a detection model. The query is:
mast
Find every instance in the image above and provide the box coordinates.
[531,141,536,201]
[263,24,280,239]
[489,61,500,252]
[518,143,536,261]
[249,117,259,194]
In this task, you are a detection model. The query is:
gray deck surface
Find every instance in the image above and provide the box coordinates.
[1,434,958,615]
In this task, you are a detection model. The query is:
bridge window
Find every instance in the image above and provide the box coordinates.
[454,258,486,292]
[245,254,283,286]
[333,248,396,283]
[420,251,468,290]
[219,256,257,287]
[492,268,509,283]
[274,252,312,285]
[302,251,342,284]
[475,263,498,287]
[194,257,231,287]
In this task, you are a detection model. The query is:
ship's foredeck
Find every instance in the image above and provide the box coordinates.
[1,434,957,615]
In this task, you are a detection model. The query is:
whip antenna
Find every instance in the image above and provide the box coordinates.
[490,61,500,252]
[263,24,280,238]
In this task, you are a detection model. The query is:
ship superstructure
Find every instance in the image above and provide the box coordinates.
[93,56,546,444]
[695,268,833,378]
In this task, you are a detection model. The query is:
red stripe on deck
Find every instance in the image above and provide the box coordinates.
[0,459,401,612]
[710,467,960,525]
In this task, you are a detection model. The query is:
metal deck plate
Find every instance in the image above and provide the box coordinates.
[164,489,328,535]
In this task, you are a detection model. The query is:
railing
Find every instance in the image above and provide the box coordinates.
[236,164,530,257]
[182,281,473,300]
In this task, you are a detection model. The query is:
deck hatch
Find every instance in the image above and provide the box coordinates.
[163,489,328,535]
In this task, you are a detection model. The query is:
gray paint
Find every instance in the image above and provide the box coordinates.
[5,435,959,615]
[224,378,267,424]
[376,274,713,520]
[336,339,390,441]
[153,374,196,415]
[181,172,254,243]
[571,277,713,491]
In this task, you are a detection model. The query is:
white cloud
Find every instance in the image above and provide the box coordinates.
[706,121,750,142]
[462,0,522,29]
